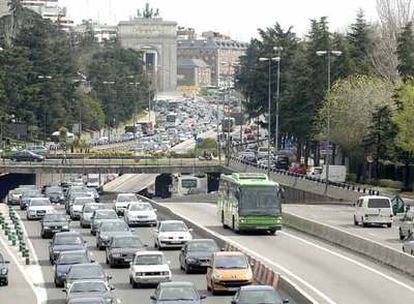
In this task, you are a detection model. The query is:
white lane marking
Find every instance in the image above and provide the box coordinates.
[281,231,414,293]
[156,203,330,304]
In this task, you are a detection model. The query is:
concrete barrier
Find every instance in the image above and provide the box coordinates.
[283,212,414,277]
[138,195,315,304]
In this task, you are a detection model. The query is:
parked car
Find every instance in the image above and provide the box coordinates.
[0,253,9,286]
[114,193,139,216]
[353,196,393,228]
[399,210,414,240]
[80,203,109,228]
[153,220,193,249]
[129,251,171,288]
[10,150,45,162]
[96,220,132,250]
[49,232,87,264]
[150,281,206,303]
[231,285,289,304]
[41,213,70,238]
[124,202,157,227]
[65,263,110,291]
[206,251,253,294]
[26,197,54,220]
[70,197,95,220]
[179,239,220,273]
[63,280,116,304]
[90,210,118,236]
[54,250,93,287]
[105,235,146,267]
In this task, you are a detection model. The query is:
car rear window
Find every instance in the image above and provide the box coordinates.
[368,199,390,208]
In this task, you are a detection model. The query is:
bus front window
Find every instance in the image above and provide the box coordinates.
[240,187,281,216]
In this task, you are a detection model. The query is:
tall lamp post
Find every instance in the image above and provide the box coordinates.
[127,76,141,126]
[102,81,116,141]
[38,75,53,144]
[316,50,342,194]
[259,56,279,177]
[273,47,283,151]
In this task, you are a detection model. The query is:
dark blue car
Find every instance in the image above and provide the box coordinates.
[54,250,93,287]
[49,232,87,264]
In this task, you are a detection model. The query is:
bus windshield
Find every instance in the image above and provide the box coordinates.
[239,186,280,216]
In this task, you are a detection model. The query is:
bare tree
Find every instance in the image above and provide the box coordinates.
[371,0,414,82]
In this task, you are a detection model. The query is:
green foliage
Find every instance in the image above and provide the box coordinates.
[397,22,414,80]
[393,79,414,153]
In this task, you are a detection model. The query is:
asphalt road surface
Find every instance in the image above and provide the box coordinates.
[284,204,403,251]
[159,201,414,304]
[13,196,231,304]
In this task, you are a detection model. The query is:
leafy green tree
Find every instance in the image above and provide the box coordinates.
[393,80,414,153]
[397,22,414,80]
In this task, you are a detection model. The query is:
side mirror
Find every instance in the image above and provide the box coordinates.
[283,300,289,304]
[153,209,158,212]
[167,260,171,265]
[110,285,115,291]
[220,247,226,251]
[154,229,159,233]
[144,244,149,248]
[188,228,193,232]
[231,300,237,304]
[106,274,112,279]
[150,295,156,301]
[129,262,133,266]
[250,262,255,268]
[62,289,67,293]
[200,294,207,300]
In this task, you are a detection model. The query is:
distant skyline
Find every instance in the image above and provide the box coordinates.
[59,0,378,41]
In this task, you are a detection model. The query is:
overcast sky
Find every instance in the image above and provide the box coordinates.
[60,0,378,41]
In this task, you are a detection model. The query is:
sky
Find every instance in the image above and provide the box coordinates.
[59,0,378,42]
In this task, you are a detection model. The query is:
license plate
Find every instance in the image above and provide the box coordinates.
[170,241,181,244]
[124,258,132,262]
[200,262,210,266]
[52,229,60,233]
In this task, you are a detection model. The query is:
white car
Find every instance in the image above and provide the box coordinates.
[353,195,393,227]
[153,220,193,249]
[70,196,95,220]
[26,198,54,220]
[114,193,139,215]
[128,251,171,288]
[124,202,157,227]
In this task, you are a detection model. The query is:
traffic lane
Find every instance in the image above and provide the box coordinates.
[284,204,402,250]
[103,174,157,193]
[16,203,229,304]
[161,202,414,304]
[0,241,37,304]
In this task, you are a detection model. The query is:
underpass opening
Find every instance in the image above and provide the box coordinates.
[155,173,173,198]
[0,173,36,201]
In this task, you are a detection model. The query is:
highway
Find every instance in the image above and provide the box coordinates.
[284,204,403,251]
[11,197,231,304]
[157,201,414,304]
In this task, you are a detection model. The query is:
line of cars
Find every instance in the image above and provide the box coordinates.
[238,144,291,171]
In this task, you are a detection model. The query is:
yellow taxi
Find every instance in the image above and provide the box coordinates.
[206,251,253,294]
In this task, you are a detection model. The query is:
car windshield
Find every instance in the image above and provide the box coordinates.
[160,222,187,232]
[74,198,93,205]
[46,187,63,195]
[57,252,88,265]
[112,237,142,248]
[240,186,281,216]
[239,289,282,303]
[54,235,83,245]
[118,194,138,202]
[215,255,247,269]
[23,190,40,197]
[12,188,25,194]
[158,286,198,301]
[368,199,391,208]
[187,241,218,252]
[30,199,50,206]
[130,203,152,211]
[84,204,106,213]
[68,265,104,279]
[134,254,163,265]
[43,214,66,222]
[95,211,117,219]
[70,281,107,293]
[100,221,129,232]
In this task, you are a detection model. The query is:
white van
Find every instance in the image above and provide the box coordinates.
[353,196,393,228]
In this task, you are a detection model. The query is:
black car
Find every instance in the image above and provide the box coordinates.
[179,239,220,273]
[54,250,92,287]
[0,253,10,286]
[274,154,290,171]
[49,232,87,264]
[150,281,206,304]
[232,285,289,304]
[65,263,110,290]
[10,150,45,162]
[45,186,65,204]
[105,235,146,267]
[41,213,71,238]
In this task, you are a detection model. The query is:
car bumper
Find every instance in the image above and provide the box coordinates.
[364,217,392,224]
[81,218,91,227]
[133,275,171,284]
[27,212,47,219]
[43,227,69,236]
[159,240,189,248]
[212,279,253,291]
[110,256,134,265]
[127,218,157,226]
[238,224,282,231]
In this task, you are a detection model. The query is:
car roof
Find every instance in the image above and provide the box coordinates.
[214,251,245,257]
[160,220,184,224]
[240,285,275,291]
[59,249,87,256]
[70,263,102,269]
[359,196,390,200]
[55,231,82,237]
[159,281,195,288]
[135,250,163,256]
[68,298,105,304]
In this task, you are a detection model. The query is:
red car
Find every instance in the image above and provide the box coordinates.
[289,163,307,175]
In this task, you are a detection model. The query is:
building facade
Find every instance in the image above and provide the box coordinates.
[118,7,177,93]
[0,0,8,18]
[73,21,118,45]
[177,59,211,87]
[177,34,248,87]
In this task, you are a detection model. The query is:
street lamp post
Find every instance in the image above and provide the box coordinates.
[37,75,53,144]
[259,56,279,177]
[273,47,283,151]
[102,81,116,141]
[127,76,141,127]
[316,50,342,194]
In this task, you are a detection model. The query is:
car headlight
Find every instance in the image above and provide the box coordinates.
[29,210,36,214]
[161,271,169,276]
[0,268,7,275]
[62,225,69,230]
[112,253,121,257]
[186,258,197,264]
[213,272,223,279]
[43,226,50,230]
[135,272,144,276]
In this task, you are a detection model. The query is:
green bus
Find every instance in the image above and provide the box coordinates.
[217,173,283,234]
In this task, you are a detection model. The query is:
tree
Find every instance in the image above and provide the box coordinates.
[318,75,395,179]
[397,22,414,80]
[393,79,414,153]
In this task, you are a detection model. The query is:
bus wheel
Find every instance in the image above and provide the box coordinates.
[222,212,227,229]
[268,229,276,235]
[232,216,239,233]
